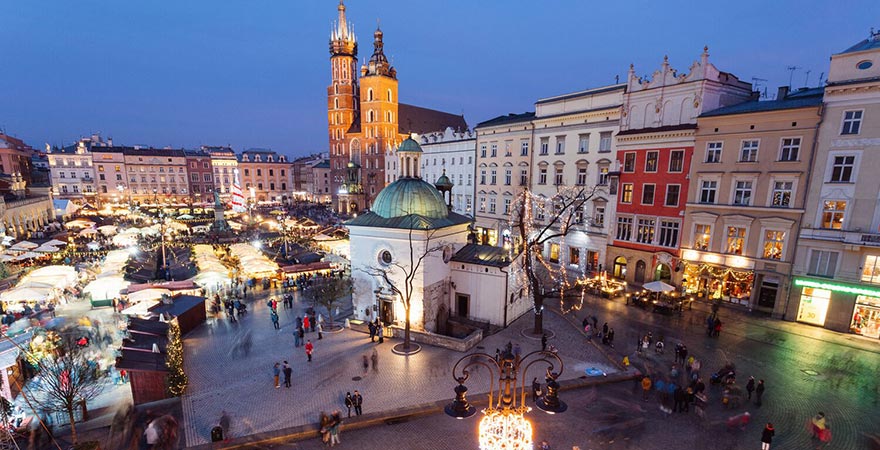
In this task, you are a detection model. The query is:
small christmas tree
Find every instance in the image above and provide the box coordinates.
[165,320,188,396]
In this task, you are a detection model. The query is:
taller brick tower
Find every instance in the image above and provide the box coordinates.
[328,0,359,205]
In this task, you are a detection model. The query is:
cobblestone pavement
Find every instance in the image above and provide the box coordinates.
[180,287,616,446]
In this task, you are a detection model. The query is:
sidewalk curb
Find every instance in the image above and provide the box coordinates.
[185,371,641,449]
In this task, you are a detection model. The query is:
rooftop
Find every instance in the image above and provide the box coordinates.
[475,112,536,129]
[840,31,880,54]
[700,87,824,118]
[346,210,471,230]
[450,244,512,268]
[399,103,468,135]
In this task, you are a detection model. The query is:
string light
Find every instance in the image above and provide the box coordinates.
[165,320,187,396]
[478,407,533,450]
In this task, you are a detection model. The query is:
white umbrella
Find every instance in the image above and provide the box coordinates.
[97,225,118,236]
[86,241,101,251]
[65,219,95,229]
[79,228,98,236]
[177,214,194,220]
[44,239,67,246]
[9,241,38,251]
[0,287,50,302]
[642,280,676,293]
[34,245,60,253]
[83,275,130,300]
[0,255,14,262]
[14,252,41,261]
[127,288,172,303]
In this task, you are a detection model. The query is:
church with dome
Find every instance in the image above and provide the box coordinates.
[347,139,532,336]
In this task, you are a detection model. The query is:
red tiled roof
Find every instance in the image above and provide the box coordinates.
[398,103,467,134]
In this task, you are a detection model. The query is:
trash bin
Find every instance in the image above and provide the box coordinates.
[211,426,224,442]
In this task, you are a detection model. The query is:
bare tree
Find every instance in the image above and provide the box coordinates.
[28,338,105,444]
[361,224,444,351]
[302,276,352,327]
[510,186,598,335]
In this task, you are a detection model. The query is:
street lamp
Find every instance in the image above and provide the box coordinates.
[445,347,566,450]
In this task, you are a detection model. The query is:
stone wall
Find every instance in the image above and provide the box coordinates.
[420,277,449,334]
[349,319,482,353]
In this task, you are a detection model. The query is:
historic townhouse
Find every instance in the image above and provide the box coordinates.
[308,159,332,204]
[791,31,880,337]
[607,49,752,285]
[203,146,239,199]
[237,149,293,204]
[184,150,215,205]
[473,112,535,246]
[89,147,127,205]
[47,134,106,204]
[326,1,465,213]
[682,87,823,317]
[122,148,189,205]
[417,127,476,218]
[531,84,625,275]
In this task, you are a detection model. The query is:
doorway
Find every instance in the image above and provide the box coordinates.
[635,260,646,283]
[380,299,394,325]
[456,294,470,318]
[613,256,627,280]
[757,279,778,310]
[654,263,671,282]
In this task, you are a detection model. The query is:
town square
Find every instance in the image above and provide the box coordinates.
[2,1,880,449]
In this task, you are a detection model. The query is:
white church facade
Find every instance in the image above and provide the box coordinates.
[347,138,531,334]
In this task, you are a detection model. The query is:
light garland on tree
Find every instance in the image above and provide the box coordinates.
[165,320,188,396]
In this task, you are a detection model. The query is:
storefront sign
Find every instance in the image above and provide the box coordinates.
[797,287,830,326]
[794,278,880,298]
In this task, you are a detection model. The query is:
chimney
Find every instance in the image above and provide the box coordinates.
[777,86,789,100]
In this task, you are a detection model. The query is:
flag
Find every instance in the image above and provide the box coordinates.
[231,170,246,213]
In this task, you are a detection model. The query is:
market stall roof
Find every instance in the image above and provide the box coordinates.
[9,241,38,251]
[127,280,197,293]
[14,252,42,261]
[149,294,205,317]
[642,281,676,293]
[127,317,169,336]
[33,244,60,253]
[121,300,160,316]
[43,239,67,247]
[126,289,171,303]
[115,350,168,373]
[122,333,167,353]
[79,228,98,236]
[280,261,332,274]
[0,331,32,369]
[98,225,118,236]
[83,275,130,300]
[0,287,49,302]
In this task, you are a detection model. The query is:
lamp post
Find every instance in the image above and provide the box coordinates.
[445,347,566,450]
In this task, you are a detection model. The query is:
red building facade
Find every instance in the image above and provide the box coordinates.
[184,150,214,205]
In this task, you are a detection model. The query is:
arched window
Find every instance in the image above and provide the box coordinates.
[368,110,374,123]
[368,88,374,101]
[387,89,392,102]
[334,85,338,95]
[334,98,339,109]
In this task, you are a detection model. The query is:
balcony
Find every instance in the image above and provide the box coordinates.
[800,227,880,248]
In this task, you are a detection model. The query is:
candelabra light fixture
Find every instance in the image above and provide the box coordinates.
[445,345,566,450]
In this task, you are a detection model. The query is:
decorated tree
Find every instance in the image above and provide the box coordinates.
[165,321,188,396]
[509,186,598,335]
[29,337,104,444]
[302,276,352,327]
[361,224,444,351]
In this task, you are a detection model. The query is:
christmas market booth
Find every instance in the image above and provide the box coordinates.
[682,261,754,306]
[116,318,169,405]
[148,295,206,335]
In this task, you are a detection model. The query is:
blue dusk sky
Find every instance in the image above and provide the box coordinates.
[2,1,878,158]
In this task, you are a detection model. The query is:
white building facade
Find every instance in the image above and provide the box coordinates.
[419,127,476,217]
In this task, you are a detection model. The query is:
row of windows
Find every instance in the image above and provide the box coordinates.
[622,149,685,173]
[538,132,613,156]
[57,172,91,180]
[480,142,529,158]
[698,138,801,164]
[696,178,795,208]
[620,183,680,207]
[243,183,288,191]
[690,222,786,260]
[615,216,680,248]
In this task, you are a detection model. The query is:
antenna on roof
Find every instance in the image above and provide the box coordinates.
[818,72,826,86]
[786,66,801,89]
[804,70,811,88]
[615,75,619,84]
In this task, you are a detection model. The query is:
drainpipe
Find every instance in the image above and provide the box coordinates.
[781,100,825,320]
[501,264,510,328]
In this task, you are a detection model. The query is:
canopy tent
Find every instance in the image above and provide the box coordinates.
[14,252,42,261]
[191,225,211,234]
[0,287,50,303]
[9,241,38,251]
[177,214,194,220]
[0,255,15,262]
[43,239,67,247]
[33,244,60,253]
[126,288,171,303]
[12,280,55,291]
[192,271,230,287]
[112,233,139,247]
[642,280,676,293]
[86,241,101,251]
[65,219,95,229]
[24,265,76,280]
[83,275,130,301]
[79,228,98,236]
[97,225,119,236]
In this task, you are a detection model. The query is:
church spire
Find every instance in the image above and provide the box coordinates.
[330,0,357,57]
[362,22,396,78]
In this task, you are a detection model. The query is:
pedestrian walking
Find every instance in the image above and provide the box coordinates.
[317,321,323,340]
[219,410,231,442]
[713,318,723,337]
[541,333,548,351]
[368,321,376,342]
[377,322,384,344]
[303,315,311,332]
[270,310,280,330]
[294,327,303,347]
[607,328,615,347]
[330,409,342,447]
[310,314,317,332]
[746,376,755,400]
[344,392,353,418]
[296,316,303,330]
[641,375,652,401]
[761,422,775,450]
[755,379,765,406]
[371,348,379,373]
[273,362,280,389]
[353,390,363,415]
[531,377,542,403]
[362,354,369,374]
[319,412,330,445]
[581,317,589,330]
[591,315,598,331]
[283,361,292,388]
[305,340,314,362]
[584,324,592,341]
[707,315,715,337]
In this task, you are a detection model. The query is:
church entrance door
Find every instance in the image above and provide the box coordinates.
[380,299,394,325]
[456,294,469,318]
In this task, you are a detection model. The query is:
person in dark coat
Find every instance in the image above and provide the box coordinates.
[531,377,541,403]
[755,379,765,406]
[344,392,353,418]
[761,422,775,450]
[352,390,363,416]
[541,333,548,351]
[746,376,756,400]
[368,321,376,342]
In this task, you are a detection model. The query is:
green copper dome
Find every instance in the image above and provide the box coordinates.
[434,171,453,189]
[371,178,448,219]
[398,137,423,153]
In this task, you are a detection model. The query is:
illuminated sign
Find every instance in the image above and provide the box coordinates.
[794,278,880,298]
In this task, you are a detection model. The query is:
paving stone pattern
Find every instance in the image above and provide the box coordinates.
[180,287,616,446]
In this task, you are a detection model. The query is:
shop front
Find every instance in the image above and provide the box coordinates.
[682,262,754,306]
[792,277,880,338]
